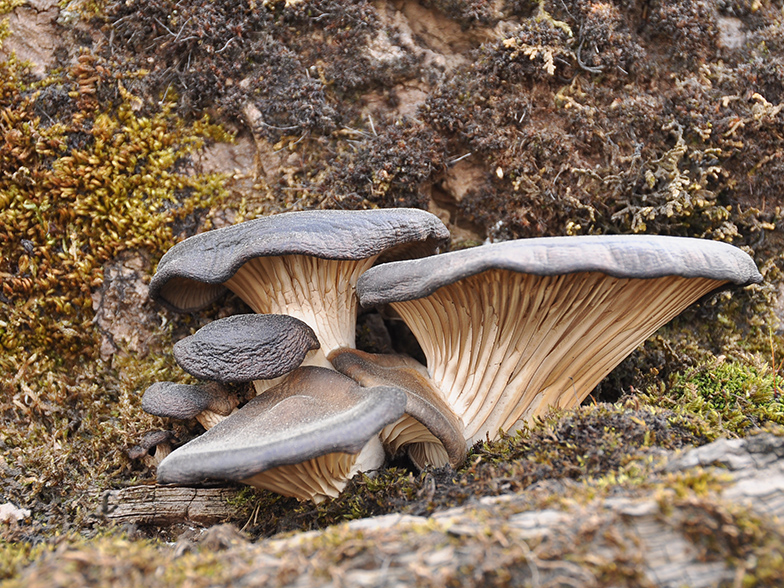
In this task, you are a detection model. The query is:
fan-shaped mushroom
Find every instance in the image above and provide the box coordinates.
[173,314,320,394]
[357,235,763,443]
[329,347,466,469]
[156,367,407,502]
[149,209,449,372]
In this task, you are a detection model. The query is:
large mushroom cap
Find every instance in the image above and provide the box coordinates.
[358,235,762,306]
[357,235,762,443]
[173,314,320,383]
[156,366,407,502]
[149,208,450,313]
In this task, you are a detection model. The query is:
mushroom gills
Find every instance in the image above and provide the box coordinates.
[378,415,449,470]
[356,235,763,444]
[225,255,375,362]
[392,270,724,442]
[242,436,385,503]
[156,367,407,502]
[329,348,466,469]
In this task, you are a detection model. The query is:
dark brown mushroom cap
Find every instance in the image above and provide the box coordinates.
[128,430,175,460]
[156,366,407,485]
[173,314,320,383]
[357,235,763,306]
[329,348,467,468]
[149,208,450,312]
[142,381,236,420]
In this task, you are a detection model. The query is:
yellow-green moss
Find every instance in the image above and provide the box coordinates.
[639,354,784,440]
[0,44,231,525]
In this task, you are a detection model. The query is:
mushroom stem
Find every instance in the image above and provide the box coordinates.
[392,269,725,443]
[225,255,376,359]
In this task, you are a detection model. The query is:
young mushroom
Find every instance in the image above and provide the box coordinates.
[142,381,239,430]
[143,314,319,428]
[128,430,176,468]
[329,348,466,469]
[148,209,450,373]
[357,235,763,444]
[156,366,407,502]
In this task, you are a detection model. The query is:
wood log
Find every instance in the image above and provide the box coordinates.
[101,485,250,527]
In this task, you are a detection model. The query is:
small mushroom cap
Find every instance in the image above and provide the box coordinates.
[128,430,175,461]
[142,381,237,420]
[149,208,450,312]
[173,314,320,383]
[357,235,763,306]
[156,366,407,485]
[329,348,467,468]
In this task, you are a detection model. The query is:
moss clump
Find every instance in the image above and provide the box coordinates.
[638,355,784,439]
[0,44,229,529]
[2,530,238,587]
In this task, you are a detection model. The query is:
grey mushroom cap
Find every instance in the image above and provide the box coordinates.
[149,208,450,313]
[156,366,407,485]
[357,235,763,306]
[142,381,236,420]
[173,314,320,383]
[329,347,467,469]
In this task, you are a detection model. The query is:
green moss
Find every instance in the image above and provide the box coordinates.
[638,354,784,440]
[1,530,237,587]
[0,540,52,582]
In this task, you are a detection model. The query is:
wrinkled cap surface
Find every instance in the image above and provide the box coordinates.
[156,366,407,484]
[357,235,763,306]
[149,208,450,312]
[142,381,235,420]
[173,314,320,383]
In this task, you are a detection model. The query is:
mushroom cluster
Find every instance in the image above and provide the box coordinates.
[141,209,762,502]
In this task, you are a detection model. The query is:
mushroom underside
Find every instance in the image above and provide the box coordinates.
[225,255,377,361]
[390,269,726,443]
[328,348,467,469]
[241,436,385,502]
[156,367,407,502]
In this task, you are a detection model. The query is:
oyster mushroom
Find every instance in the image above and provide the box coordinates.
[142,381,239,430]
[357,235,763,443]
[174,314,320,394]
[329,347,466,469]
[148,209,450,372]
[128,430,175,468]
[145,314,320,428]
[156,366,407,502]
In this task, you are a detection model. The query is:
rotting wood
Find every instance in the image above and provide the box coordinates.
[101,485,250,526]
